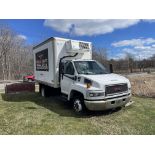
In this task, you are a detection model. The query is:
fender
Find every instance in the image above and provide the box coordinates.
[68,83,87,101]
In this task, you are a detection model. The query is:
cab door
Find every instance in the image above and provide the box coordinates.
[60,61,75,95]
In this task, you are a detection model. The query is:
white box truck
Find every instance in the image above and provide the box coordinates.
[33,37,132,113]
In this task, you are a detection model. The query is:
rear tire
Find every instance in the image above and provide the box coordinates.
[40,85,49,97]
[41,86,45,97]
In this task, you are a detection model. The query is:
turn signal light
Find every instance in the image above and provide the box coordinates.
[86,83,92,89]
[84,78,92,89]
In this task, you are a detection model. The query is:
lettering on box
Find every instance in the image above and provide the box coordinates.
[36,49,49,71]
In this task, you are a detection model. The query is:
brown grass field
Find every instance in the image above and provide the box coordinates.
[125,73,155,98]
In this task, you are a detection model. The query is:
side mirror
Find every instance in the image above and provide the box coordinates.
[74,76,77,81]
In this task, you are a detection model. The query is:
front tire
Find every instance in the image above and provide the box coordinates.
[72,96,86,113]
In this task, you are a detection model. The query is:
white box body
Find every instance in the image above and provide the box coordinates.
[33,37,92,88]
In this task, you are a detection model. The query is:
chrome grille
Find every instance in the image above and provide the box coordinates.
[105,83,128,96]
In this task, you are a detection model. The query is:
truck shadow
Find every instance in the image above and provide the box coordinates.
[1,92,122,118]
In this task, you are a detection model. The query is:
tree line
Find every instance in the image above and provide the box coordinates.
[0,26,33,80]
[92,47,155,74]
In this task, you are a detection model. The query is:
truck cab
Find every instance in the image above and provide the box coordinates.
[60,59,132,113]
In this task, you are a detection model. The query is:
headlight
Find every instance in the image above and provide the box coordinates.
[89,92,105,97]
[84,78,92,88]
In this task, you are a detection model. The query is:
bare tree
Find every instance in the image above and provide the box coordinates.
[125,52,135,73]
[0,25,33,80]
[92,46,108,67]
[0,26,15,79]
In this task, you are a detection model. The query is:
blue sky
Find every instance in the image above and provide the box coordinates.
[1,19,155,60]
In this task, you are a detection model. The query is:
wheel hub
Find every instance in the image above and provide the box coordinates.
[74,99,82,112]
[41,88,45,97]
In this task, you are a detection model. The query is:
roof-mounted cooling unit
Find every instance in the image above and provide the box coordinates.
[66,40,90,52]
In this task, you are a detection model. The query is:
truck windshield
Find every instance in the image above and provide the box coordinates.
[74,61,109,75]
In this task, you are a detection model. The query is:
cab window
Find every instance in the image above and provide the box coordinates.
[64,62,75,75]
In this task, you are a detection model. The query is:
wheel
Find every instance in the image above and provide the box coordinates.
[40,85,50,97]
[41,86,45,97]
[72,95,86,113]
[40,85,48,97]
[28,79,32,82]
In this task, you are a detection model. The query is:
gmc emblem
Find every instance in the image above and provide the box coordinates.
[113,86,121,91]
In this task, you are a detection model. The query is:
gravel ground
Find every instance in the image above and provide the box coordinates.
[0,80,24,92]
[0,83,6,91]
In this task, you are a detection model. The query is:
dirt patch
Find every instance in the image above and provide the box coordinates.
[125,73,155,98]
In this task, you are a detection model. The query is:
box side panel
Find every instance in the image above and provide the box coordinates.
[33,40,55,87]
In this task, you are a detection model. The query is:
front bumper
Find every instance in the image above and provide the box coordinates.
[84,94,132,111]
